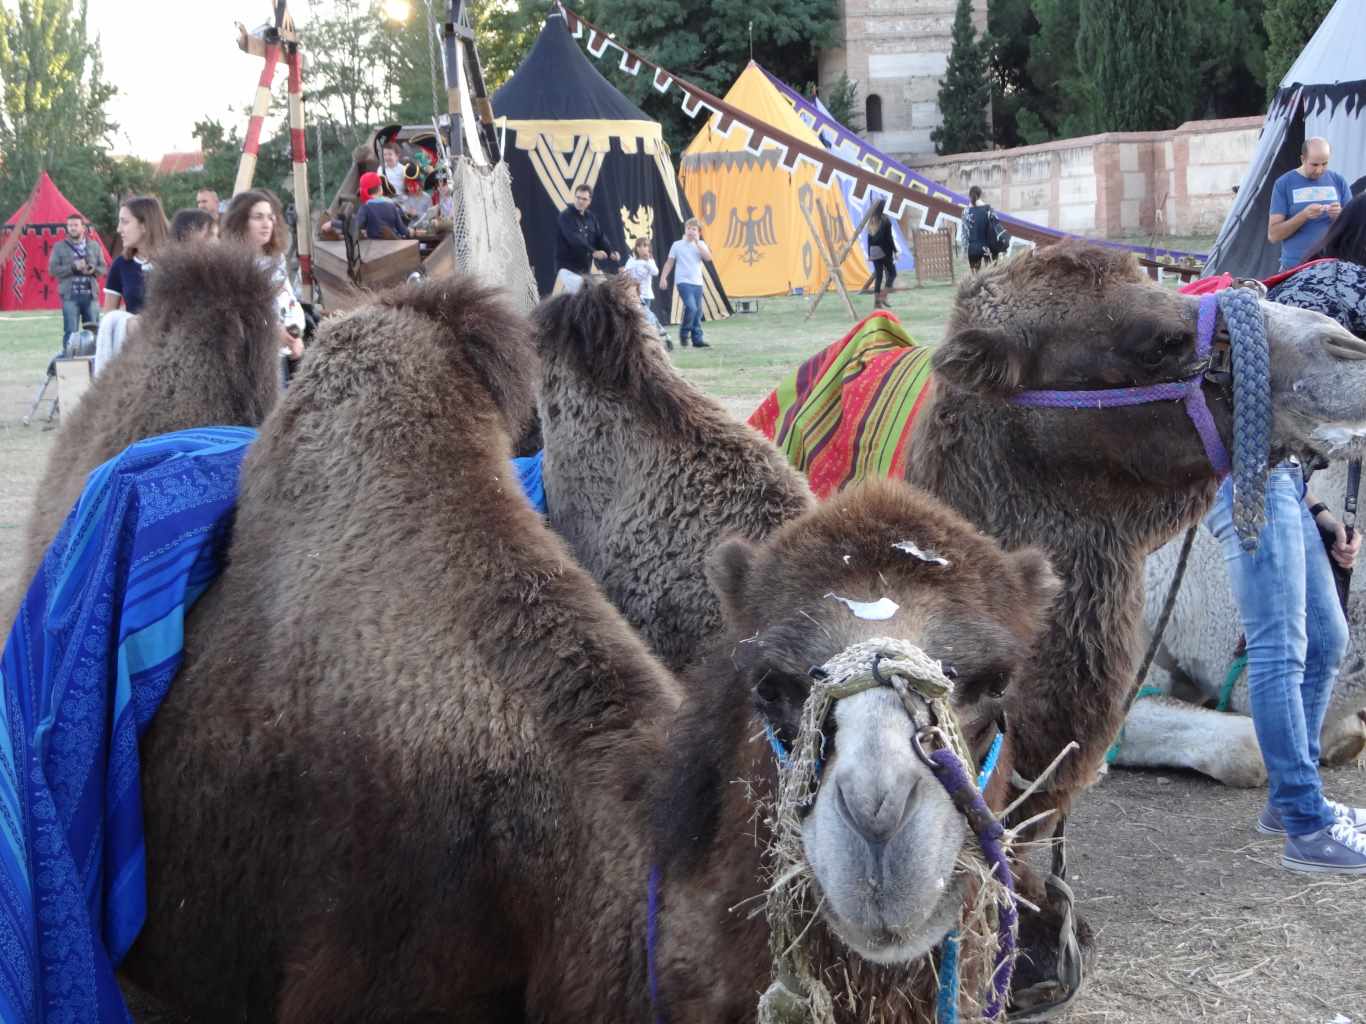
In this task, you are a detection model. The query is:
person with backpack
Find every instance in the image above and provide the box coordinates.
[957,186,1008,272]
[864,199,898,310]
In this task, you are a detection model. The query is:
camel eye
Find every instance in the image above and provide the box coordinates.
[1144,335,1185,366]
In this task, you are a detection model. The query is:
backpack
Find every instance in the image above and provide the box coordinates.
[986,208,1010,256]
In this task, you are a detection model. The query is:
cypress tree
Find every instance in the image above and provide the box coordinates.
[931,0,991,155]
[1263,0,1334,96]
[1076,0,1197,133]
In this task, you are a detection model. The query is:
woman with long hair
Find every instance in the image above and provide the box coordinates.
[1267,192,1366,336]
[94,196,169,374]
[222,189,306,361]
[865,199,897,309]
[102,196,168,316]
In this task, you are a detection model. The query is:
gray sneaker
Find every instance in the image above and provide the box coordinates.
[1256,799,1366,836]
[1282,820,1366,874]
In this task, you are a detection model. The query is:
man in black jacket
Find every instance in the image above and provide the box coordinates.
[556,184,617,293]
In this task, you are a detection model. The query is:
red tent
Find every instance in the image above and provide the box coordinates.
[0,172,112,311]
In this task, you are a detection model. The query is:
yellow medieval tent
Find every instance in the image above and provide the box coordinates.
[680,63,872,297]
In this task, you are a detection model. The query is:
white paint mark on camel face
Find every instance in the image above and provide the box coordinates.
[892,540,950,567]
[826,593,900,620]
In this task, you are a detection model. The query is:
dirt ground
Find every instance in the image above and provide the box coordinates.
[2,310,1364,1024]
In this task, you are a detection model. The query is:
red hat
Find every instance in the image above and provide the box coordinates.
[358,171,383,200]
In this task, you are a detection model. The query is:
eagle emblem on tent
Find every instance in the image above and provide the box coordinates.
[725,205,776,265]
[620,205,655,253]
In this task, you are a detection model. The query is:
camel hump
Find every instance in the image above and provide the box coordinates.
[372,275,539,439]
[535,275,692,430]
[139,239,279,339]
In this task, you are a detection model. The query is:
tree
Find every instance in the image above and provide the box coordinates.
[0,0,117,223]
[931,0,990,155]
[1263,0,1334,96]
[1075,0,1197,133]
[1191,0,1268,119]
[808,72,860,133]
[475,0,838,155]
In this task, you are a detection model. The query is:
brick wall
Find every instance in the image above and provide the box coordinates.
[904,116,1265,239]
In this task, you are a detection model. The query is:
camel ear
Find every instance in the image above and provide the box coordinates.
[932,326,1025,396]
[1011,546,1061,611]
[706,537,757,628]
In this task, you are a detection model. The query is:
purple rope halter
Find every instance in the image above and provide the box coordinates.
[1009,294,1230,477]
[924,746,1017,1021]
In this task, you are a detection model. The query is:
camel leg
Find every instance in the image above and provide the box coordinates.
[1111,697,1267,787]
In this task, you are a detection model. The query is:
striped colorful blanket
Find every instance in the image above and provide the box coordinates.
[748,311,934,497]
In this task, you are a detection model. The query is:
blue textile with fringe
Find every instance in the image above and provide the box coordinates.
[0,434,548,1023]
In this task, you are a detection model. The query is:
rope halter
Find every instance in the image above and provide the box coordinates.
[1006,289,1272,550]
[759,638,1018,1024]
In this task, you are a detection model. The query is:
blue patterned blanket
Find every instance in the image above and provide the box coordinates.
[0,432,548,1023]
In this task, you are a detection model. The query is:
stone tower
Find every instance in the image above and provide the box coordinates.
[817,0,989,159]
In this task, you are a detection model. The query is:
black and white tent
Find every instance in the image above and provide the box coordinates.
[492,12,730,323]
[1206,0,1366,277]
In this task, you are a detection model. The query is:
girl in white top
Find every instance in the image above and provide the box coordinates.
[222,189,306,361]
[623,237,670,347]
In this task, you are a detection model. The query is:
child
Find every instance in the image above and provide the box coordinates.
[623,237,671,350]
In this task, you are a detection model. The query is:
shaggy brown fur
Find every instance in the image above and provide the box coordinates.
[18,241,281,593]
[911,241,1227,825]
[652,480,1058,1022]
[535,276,814,671]
[121,277,1056,1023]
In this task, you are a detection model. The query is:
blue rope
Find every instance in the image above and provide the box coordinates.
[935,727,1008,1022]
[765,722,790,766]
[647,864,662,1023]
[936,931,962,1024]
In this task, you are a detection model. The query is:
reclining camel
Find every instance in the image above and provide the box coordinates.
[117,277,1061,1022]
[1116,501,1366,786]
[16,241,280,603]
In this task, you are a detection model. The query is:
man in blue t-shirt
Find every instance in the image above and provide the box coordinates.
[1268,137,1351,271]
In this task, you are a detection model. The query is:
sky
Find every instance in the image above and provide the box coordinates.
[88,1,336,160]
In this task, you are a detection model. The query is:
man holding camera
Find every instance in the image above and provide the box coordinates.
[49,213,105,348]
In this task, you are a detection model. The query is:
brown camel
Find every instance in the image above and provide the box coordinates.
[121,276,1059,1023]
[906,244,1366,826]
[535,245,1366,1013]
[535,276,813,671]
[17,241,280,599]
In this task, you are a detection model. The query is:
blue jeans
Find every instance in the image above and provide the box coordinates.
[61,294,98,348]
[1205,466,1348,835]
[677,282,703,342]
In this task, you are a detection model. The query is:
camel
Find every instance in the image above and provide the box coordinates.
[532,263,1366,1014]
[1116,507,1366,786]
[118,276,1061,1023]
[16,241,280,601]
[534,276,814,671]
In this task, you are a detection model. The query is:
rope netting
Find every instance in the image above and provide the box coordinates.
[448,156,539,314]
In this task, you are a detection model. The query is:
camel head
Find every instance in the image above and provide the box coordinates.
[932,240,1366,485]
[706,481,1058,964]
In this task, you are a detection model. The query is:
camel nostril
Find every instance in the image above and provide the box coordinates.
[835,774,919,845]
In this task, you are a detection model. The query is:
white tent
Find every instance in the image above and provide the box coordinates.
[1206,0,1366,278]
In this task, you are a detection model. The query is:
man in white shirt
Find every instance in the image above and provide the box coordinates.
[658,218,713,348]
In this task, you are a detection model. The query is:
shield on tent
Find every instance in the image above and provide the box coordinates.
[492,12,730,325]
[1,172,112,311]
[1206,0,1366,278]
[679,63,873,298]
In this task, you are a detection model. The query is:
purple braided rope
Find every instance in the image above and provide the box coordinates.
[1009,293,1230,476]
[929,747,1018,1021]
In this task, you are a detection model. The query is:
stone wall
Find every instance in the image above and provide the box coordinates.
[904,116,1265,240]
[819,0,988,159]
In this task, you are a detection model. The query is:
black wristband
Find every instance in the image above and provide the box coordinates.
[1309,502,1329,519]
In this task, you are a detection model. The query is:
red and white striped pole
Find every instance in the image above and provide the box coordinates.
[285,44,312,286]
[233,41,281,196]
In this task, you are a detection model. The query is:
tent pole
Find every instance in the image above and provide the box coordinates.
[806,201,876,319]
[801,198,858,322]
